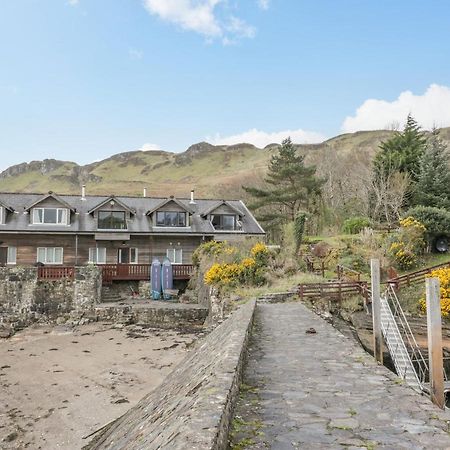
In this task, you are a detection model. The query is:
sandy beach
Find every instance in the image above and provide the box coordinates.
[0,323,201,449]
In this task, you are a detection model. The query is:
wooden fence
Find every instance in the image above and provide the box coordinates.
[37,266,75,280]
[101,263,194,284]
[297,280,369,304]
[387,260,450,290]
[336,264,363,282]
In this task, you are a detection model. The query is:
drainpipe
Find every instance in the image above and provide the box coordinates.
[75,234,78,266]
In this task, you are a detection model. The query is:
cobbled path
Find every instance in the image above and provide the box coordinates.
[231,302,450,449]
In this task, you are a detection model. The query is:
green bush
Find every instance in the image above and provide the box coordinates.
[342,217,371,234]
[404,206,450,239]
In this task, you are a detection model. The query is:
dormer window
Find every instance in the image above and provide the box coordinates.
[32,208,68,225]
[211,214,236,231]
[98,211,127,230]
[156,211,186,227]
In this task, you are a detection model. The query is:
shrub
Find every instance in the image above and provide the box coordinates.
[342,217,371,234]
[388,217,426,270]
[405,206,450,239]
[419,268,450,318]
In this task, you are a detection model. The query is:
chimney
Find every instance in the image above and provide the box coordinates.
[81,185,86,201]
[189,189,196,204]
[143,187,147,197]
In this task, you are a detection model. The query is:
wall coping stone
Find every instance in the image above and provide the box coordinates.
[84,299,256,450]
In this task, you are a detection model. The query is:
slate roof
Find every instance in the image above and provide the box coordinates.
[0,192,265,235]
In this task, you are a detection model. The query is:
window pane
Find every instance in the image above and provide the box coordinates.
[178,213,186,227]
[37,248,45,263]
[98,248,106,264]
[89,248,95,263]
[57,209,67,224]
[175,248,182,264]
[54,248,63,264]
[211,215,220,229]
[166,248,174,263]
[130,248,138,264]
[44,209,57,224]
[166,212,177,226]
[33,209,43,224]
[222,215,235,230]
[156,212,165,226]
[7,247,16,264]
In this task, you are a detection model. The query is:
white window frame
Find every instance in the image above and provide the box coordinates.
[0,207,4,225]
[89,247,106,264]
[117,247,138,264]
[32,208,68,225]
[37,247,64,265]
[166,248,182,264]
[7,247,16,265]
[130,247,138,264]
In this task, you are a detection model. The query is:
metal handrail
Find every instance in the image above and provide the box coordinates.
[384,284,429,387]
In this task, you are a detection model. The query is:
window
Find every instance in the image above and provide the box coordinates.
[98,211,127,230]
[89,247,106,264]
[32,208,68,225]
[0,207,4,225]
[211,214,236,231]
[37,247,63,264]
[156,211,186,227]
[166,248,182,264]
[117,247,138,264]
[7,247,16,265]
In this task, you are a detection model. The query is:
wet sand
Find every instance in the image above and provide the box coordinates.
[0,323,201,449]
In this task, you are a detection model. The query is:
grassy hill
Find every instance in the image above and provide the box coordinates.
[1,128,448,199]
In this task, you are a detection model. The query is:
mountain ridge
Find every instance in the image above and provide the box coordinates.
[1,128,449,199]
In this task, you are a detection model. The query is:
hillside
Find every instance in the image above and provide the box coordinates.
[1,128,449,199]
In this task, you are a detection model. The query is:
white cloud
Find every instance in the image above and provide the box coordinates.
[67,0,79,6]
[257,0,269,10]
[142,0,255,44]
[129,48,144,60]
[342,84,450,133]
[208,128,327,148]
[139,143,162,151]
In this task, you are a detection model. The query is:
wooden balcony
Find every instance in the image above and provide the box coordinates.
[101,263,194,284]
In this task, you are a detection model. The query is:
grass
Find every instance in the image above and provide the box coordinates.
[231,271,325,301]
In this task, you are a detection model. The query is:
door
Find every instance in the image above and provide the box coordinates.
[117,248,130,264]
[0,247,7,266]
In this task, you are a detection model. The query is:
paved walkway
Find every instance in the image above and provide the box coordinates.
[231,302,450,449]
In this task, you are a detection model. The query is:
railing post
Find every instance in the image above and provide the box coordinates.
[371,259,383,364]
[426,277,445,409]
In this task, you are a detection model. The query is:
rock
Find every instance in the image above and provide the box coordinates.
[0,325,12,338]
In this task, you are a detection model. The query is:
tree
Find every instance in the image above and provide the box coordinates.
[414,128,450,210]
[243,137,325,227]
[373,114,427,183]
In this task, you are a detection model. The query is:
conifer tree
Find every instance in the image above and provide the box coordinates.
[243,138,325,227]
[414,128,450,210]
[373,114,427,182]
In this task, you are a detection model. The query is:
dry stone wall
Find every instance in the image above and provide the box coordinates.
[85,299,256,450]
[0,266,102,333]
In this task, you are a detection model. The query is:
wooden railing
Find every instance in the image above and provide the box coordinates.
[297,281,369,304]
[38,266,75,280]
[304,256,326,278]
[336,264,362,282]
[101,263,194,284]
[387,260,450,290]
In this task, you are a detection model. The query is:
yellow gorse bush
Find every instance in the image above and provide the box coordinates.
[419,268,450,317]
[204,242,269,287]
[399,216,427,231]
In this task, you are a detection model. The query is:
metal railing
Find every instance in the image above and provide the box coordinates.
[382,284,429,390]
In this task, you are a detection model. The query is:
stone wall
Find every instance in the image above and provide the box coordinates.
[0,266,102,332]
[85,299,257,450]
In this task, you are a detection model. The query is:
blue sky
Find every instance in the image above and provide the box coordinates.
[1,0,450,169]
